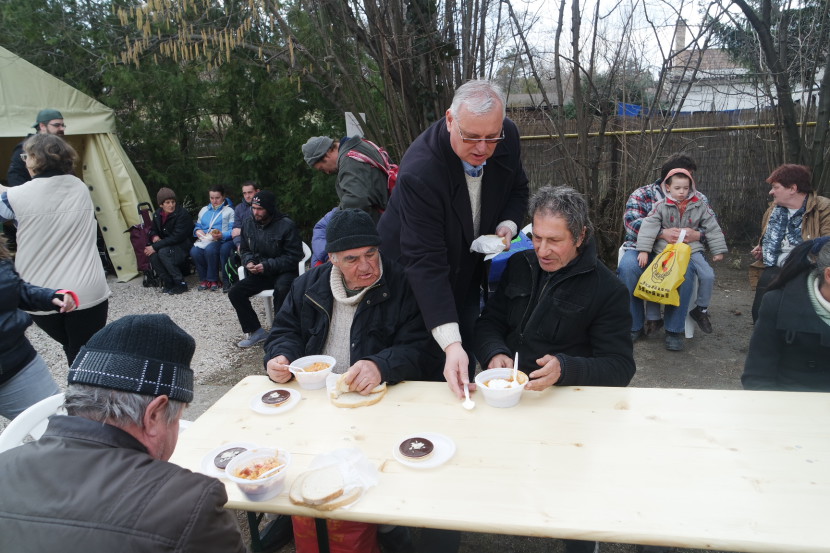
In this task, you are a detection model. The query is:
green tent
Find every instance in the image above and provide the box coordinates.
[0,45,151,281]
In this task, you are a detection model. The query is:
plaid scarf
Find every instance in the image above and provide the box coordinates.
[762,197,807,266]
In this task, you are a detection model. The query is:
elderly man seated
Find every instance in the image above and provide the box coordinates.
[474,185,636,553]
[0,314,246,553]
[264,208,438,552]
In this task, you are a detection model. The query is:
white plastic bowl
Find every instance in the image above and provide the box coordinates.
[290,355,336,390]
[474,368,528,408]
[225,448,291,501]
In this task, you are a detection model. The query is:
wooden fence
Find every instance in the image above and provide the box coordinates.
[513,109,802,248]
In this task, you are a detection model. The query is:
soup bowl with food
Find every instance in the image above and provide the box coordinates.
[474,368,528,408]
[289,355,336,390]
[225,447,291,501]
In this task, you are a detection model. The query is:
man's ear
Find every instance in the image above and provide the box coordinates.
[576,226,587,248]
[142,395,170,436]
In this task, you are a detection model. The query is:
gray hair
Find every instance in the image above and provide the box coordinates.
[65,384,185,427]
[529,185,594,245]
[449,80,506,119]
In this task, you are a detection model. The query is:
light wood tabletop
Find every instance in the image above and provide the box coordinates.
[170,375,830,552]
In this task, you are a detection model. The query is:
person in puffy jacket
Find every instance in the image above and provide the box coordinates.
[0,235,76,420]
[229,190,303,347]
[190,184,234,291]
[145,187,193,294]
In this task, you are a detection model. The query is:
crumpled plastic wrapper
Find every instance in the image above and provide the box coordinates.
[305,448,378,508]
[470,234,509,260]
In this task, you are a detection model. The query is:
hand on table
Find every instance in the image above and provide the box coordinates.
[266,355,293,383]
[344,360,382,395]
[526,355,561,391]
[443,342,472,399]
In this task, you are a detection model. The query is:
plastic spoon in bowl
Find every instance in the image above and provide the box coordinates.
[288,365,306,373]
[462,383,475,410]
[257,463,286,480]
[512,352,519,386]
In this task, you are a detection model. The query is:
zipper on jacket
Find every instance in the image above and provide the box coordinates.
[305,294,331,326]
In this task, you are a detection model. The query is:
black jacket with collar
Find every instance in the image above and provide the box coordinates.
[377,116,529,330]
[263,257,441,383]
[149,205,194,252]
[474,238,636,387]
[240,212,303,278]
[743,272,830,391]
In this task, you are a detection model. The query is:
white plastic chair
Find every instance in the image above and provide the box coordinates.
[237,242,311,325]
[618,245,698,338]
[0,393,65,453]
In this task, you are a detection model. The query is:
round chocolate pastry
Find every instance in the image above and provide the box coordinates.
[214,447,247,469]
[261,389,291,407]
[399,437,435,460]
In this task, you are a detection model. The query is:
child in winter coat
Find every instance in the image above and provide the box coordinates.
[0,236,77,419]
[636,168,727,334]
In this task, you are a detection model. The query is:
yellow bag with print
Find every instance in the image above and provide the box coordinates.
[633,234,691,306]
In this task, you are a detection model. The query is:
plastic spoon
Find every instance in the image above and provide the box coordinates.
[512,352,519,387]
[288,365,306,373]
[462,383,475,410]
[257,463,286,480]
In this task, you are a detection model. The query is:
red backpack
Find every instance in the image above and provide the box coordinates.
[346,139,398,199]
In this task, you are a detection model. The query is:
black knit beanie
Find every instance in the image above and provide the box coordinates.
[68,314,195,403]
[326,208,380,253]
[251,190,277,217]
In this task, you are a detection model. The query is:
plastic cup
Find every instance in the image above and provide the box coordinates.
[474,368,528,408]
[290,355,336,390]
[225,448,291,501]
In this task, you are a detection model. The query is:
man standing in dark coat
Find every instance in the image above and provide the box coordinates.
[230,190,303,347]
[6,109,66,187]
[377,79,529,398]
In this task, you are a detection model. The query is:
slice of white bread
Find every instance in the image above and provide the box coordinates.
[300,465,345,505]
[289,466,363,511]
[329,373,387,407]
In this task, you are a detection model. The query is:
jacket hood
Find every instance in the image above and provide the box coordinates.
[661,168,701,204]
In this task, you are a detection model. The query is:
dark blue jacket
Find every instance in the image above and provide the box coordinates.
[0,260,60,384]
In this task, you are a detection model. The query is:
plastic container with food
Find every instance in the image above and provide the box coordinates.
[474,368,528,408]
[290,355,336,390]
[225,448,291,501]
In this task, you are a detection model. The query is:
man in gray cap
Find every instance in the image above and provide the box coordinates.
[302,135,390,223]
[6,109,66,187]
[0,314,247,553]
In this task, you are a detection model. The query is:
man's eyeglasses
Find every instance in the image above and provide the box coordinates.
[456,124,504,144]
[19,153,29,161]
[48,123,67,129]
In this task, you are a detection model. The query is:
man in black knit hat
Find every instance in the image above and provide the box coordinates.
[0,314,247,553]
[230,190,304,347]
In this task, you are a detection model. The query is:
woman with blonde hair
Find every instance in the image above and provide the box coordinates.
[0,134,110,365]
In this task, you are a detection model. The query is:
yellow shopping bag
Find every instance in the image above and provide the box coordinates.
[633,237,691,306]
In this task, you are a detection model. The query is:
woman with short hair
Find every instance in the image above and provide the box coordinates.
[190,184,234,291]
[0,133,110,365]
[750,164,830,321]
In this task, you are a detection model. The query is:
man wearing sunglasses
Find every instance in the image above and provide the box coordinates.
[6,109,66,187]
[378,79,529,413]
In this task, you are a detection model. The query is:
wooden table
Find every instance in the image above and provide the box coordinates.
[170,376,830,552]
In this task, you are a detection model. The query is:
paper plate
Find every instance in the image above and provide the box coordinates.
[249,388,301,415]
[199,441,258,478]
[393,432,456,469]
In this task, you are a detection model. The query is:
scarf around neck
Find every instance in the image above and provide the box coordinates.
[762,197,807,267]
